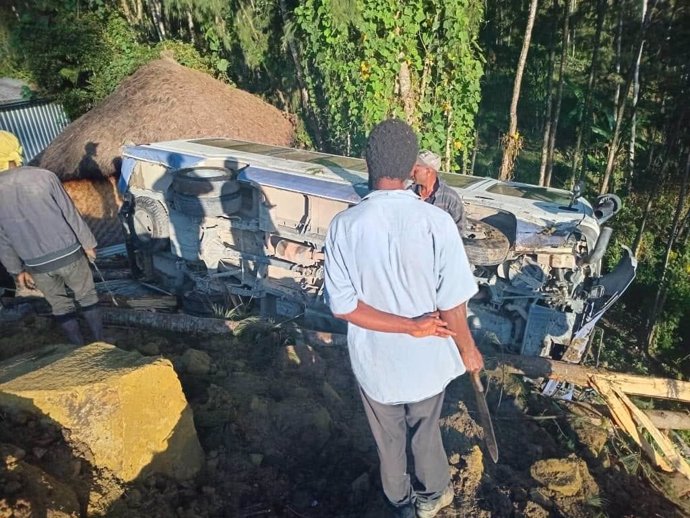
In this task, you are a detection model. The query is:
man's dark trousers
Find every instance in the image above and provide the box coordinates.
[359,387,450,508]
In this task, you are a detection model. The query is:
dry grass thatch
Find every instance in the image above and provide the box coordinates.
[32,59,295,180]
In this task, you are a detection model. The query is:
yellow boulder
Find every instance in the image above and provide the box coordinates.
[0,343,204,484]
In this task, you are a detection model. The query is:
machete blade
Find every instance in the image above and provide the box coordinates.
[470,371,499,463]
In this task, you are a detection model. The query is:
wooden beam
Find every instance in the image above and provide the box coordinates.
[484,352,690,403]
[610,382,690,480]
[590,377,672,472]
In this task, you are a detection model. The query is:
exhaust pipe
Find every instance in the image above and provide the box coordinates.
[594,199,616,221]
[594,194,622,224]
[584,227,613,265]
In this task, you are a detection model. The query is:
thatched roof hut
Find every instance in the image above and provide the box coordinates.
[32,59,295,180]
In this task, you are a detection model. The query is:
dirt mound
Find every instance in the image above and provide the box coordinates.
[32,59,295,180]
[530,457,596,497]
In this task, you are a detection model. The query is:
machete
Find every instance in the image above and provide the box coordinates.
[470,371,499,463]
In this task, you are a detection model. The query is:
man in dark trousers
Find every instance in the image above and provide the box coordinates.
[412,150,466,236]
[0,130,103,345]
[324,120,482,518]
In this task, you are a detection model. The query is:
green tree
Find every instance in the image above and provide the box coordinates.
[294,0,484,163]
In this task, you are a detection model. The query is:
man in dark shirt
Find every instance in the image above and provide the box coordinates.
[412,150,466,236]
[0,131,102,345]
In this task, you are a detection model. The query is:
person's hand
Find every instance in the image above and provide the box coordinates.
[460,340,484,372]
[84,248,97,262]
[409,312,456,338]
[16,271,36,290]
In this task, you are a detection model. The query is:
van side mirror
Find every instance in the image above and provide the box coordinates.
[569,180,584,208]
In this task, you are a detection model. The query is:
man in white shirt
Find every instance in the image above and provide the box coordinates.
[324,119,482,518]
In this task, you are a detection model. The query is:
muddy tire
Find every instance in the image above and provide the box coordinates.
[171,167,240,197]
[172,191,242,217]
[130,196,169,251]
[463,219,511,266]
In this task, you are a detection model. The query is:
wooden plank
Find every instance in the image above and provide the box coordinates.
[590,377,672,472]
[644,409,690,431]
[611,383,690,480]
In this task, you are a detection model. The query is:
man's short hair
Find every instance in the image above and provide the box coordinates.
[365,119,418,183]
[416,150,442,172]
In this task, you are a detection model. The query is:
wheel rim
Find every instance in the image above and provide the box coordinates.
[133,209,155,242]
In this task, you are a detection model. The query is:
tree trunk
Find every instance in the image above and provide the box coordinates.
[543,0,573,187]
[633,191,656,256]
[120,0,134,24]
[498,0,539,181]
[470,129,479,175]
[538,1,558,185]
[632,146,660,255]
[599,1,657,195]
[102,308,240,334]
[147,0,167,40]
[444,106,453,172]
[187,9,196,44]
[612,0,624,121]
[645,149,690,352]
[628,0,649,186]
[277,0,323,149]
[570,0,606,187]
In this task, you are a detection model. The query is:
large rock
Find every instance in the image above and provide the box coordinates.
[0,343,204,485]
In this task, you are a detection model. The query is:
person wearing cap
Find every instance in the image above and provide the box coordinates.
[324,119,482,518]
[412,150,467,236]
[0,130,102,345]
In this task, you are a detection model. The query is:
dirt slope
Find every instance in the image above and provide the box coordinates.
[0,318,688,517]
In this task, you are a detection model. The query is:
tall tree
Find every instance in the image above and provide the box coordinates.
[538,0,558,186]
[569,0,606,187]
[498,0,538,181]
[599,0,656,194]
[541,0,573,187]
[627,0,649,185]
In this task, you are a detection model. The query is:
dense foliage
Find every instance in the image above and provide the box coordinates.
[293,0,483,161]
[0,0,688,374]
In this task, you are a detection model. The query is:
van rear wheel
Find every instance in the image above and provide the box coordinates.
[130,196,169,251]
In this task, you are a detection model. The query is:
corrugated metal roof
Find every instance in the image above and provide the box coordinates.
[0,100,69,162]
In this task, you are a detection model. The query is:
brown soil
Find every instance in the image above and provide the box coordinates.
[31,58,295,180]
[0,317,688,518]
